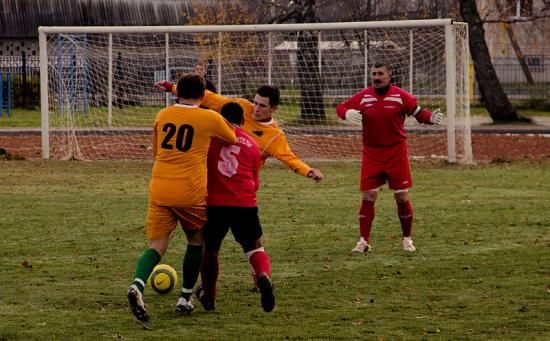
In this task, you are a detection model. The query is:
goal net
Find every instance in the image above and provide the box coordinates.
[39,20,471,163]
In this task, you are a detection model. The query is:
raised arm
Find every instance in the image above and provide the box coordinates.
[154,80,249,114]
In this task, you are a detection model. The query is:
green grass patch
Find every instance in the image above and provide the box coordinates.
[2,100,549,129]
[0,160,548,339]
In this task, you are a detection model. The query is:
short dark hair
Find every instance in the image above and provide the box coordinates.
[220,102,244,125]
[195,60,208,69]
[177,73,206,99]
[256,85,280,107]
[372,62,391,74]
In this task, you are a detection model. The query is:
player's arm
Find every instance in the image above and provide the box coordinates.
[336,91,363,124]
[152,121,159,159]
[154,80,244,113]
[212,113,237,145]
[154,80,177,95]
[403,93,443,125]
[252,143,261,192]
[267,132,323,181]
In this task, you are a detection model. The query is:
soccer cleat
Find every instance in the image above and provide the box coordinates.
[127,285,149,322]
[351,239,371,253]
[175,297,194,313]
[195,284,215,311]
[257,272,275,312]
[403,237,417,252]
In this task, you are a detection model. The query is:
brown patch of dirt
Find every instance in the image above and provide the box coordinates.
[0,133,548,162]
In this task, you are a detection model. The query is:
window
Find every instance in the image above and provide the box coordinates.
[526,55,544,72]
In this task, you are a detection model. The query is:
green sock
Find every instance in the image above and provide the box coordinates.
[132,248,161,293]
[180,244,202,299]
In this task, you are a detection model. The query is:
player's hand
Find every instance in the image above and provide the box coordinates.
[307,168,324,182]
[344,109,362,125]
[154,80,173,92]
[430,108,443,124]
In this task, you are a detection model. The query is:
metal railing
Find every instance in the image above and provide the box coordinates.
[1,54,548,110]
[0,53,40,110]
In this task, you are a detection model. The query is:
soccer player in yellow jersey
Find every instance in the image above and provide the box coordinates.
[127,73,236,321]
[155,81,324,182]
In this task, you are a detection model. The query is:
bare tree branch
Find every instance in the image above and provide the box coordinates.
[482,13,550,23]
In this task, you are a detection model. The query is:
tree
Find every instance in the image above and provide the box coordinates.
[184,0,261,96]
[460,0,530,122]
[263,0,328,123]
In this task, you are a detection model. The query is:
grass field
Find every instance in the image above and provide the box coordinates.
[0,160,549,340]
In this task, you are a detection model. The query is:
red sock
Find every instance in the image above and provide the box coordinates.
[248,249,271,278]
[397,200,413,238]
[359,200,375,243]
[200,251,219,305]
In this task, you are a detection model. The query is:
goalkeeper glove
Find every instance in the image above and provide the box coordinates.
[430,108,443,124]
[345,109,362,125]
[154,80,173,92]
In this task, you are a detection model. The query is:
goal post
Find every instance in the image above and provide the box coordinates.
[39,20,472,163]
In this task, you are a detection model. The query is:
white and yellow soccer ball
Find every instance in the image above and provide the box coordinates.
[147,264,179,295]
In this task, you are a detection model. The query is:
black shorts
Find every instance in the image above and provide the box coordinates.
[203,206,263,253]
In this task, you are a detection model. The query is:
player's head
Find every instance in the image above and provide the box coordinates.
[252,85,280,121]
[194,60,208,77]
[220,102,244,126]
[177,73,206,100]
[371,62,392,89]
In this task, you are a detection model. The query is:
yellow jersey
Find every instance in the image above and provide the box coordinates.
[172,87,311,177]
[149,103,236,207]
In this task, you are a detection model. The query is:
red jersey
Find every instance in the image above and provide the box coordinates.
[336,85,432,147]
[207,127,260,207]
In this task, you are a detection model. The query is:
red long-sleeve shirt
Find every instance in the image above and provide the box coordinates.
[336,86,433,147]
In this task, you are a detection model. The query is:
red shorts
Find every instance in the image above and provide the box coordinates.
[360,142,412,191]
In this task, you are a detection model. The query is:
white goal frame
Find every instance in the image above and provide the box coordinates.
[39,19,471,163]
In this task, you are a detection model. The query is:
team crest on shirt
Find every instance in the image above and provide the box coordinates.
[252,130,264,137]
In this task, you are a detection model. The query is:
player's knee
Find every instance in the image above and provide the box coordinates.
[148,237,170,257]
[362,189,378,201]
[184,228,203,244]
[393,189,409,203]
[241,238,263,254]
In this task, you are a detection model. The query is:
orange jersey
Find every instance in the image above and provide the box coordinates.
[150,103,236,207]
[187,88,311,177]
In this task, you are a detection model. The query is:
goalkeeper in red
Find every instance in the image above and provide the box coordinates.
[336,62,443,253]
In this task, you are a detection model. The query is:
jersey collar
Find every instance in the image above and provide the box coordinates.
[175,103,198,108]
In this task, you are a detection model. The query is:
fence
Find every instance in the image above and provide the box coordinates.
[0,53,40,114]
[1,53,548,112]
[472,57,550,102]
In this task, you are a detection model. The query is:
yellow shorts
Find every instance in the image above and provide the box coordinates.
[146,203,207,240]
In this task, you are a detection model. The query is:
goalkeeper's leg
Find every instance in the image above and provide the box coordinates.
[352,190,377,253]
[394,189,416,252]
[359,190,378,243]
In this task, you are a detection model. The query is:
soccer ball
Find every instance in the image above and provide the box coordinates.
[147,264,179,295]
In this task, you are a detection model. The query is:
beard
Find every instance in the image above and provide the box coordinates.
[374,84,390,96]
